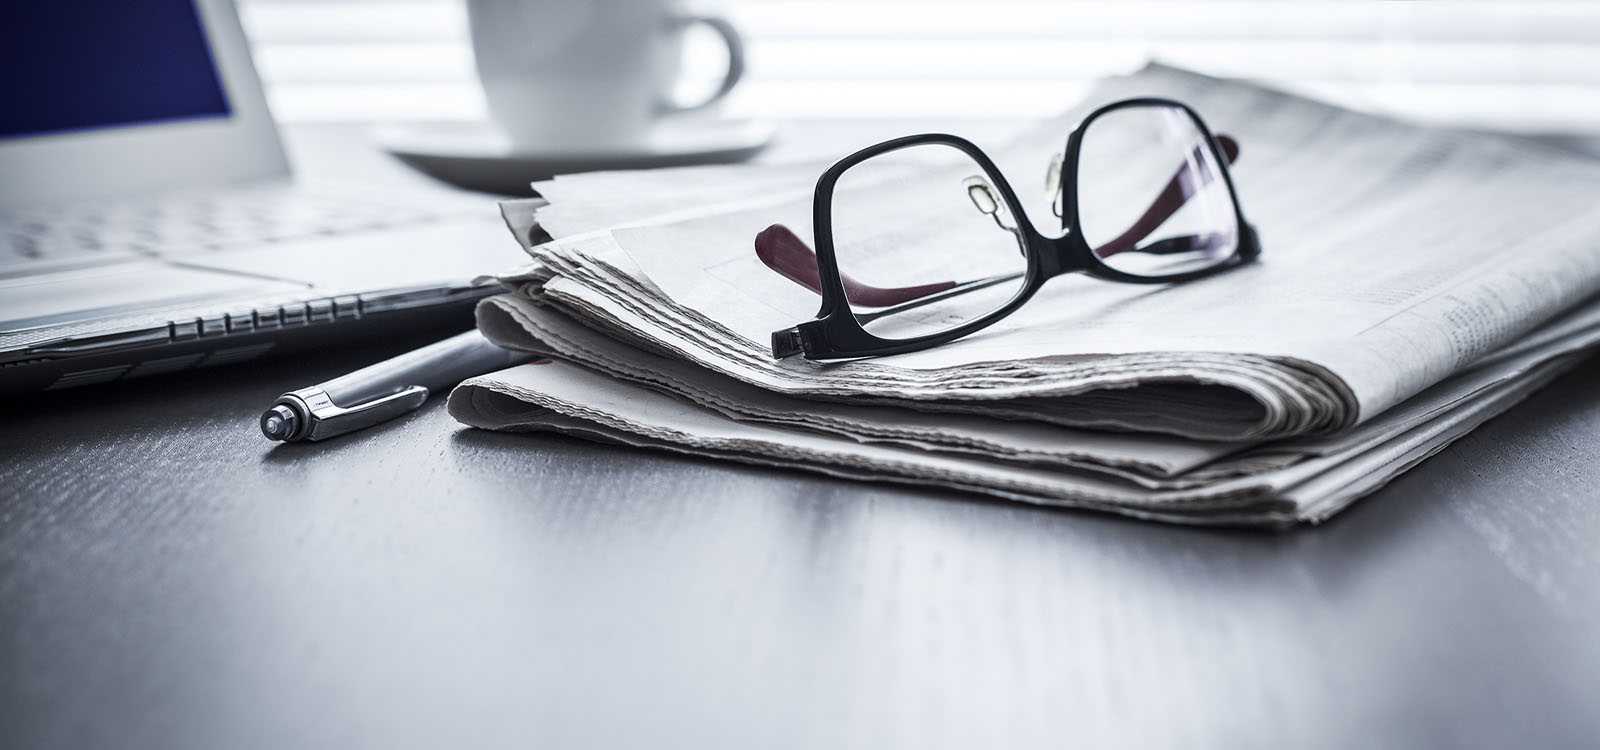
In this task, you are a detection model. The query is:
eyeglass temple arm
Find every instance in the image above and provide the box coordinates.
[755,224,961,307]
[1091,134,1239,259]
[755,224,1223,311]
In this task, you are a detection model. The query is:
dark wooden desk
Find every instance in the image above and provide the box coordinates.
[4,123,1599,749]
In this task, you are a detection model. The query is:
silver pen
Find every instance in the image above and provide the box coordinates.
[259,330,534,443]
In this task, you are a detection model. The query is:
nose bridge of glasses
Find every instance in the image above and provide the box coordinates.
[1042,232,1076,276]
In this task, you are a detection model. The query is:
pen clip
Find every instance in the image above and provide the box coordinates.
[295,384,429,442]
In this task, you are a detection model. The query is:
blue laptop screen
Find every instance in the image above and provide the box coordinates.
[0,1,231,138]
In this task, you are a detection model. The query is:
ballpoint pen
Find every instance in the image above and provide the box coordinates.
[259,330,534,443]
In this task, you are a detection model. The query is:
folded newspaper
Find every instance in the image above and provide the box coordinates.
[447,63,1600,526]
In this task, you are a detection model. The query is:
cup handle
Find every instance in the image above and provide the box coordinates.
[659,14,746,115]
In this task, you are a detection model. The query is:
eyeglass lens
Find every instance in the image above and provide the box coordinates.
[1075,104,1241,277]
[828,143,1030,340]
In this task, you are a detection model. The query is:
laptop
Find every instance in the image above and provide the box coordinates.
[0,0,524,396]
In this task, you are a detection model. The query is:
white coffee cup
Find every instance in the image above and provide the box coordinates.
[465,0,746,152]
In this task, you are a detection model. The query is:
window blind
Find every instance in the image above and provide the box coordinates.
[239,0,1600,132]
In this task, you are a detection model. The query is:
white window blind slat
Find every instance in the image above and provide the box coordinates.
[238,0,1600,132]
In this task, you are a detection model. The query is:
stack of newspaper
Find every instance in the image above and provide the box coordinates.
[447,64,1600,526]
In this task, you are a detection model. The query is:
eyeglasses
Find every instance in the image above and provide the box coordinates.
[760,97,1261,361]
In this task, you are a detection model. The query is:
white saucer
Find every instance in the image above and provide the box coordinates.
[377,118,777,195]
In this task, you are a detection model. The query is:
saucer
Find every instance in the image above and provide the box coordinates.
[377,118,777,195]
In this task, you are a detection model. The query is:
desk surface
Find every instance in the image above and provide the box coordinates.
[4,122,1600,750]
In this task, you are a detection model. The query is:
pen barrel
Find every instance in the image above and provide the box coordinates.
[320,329,528,407]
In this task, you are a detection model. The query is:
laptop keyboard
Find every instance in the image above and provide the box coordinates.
[1,183,459,268]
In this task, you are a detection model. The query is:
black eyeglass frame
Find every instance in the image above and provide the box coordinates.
[771,97,1261,360]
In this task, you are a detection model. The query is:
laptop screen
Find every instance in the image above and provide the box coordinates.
[0,0,231,139]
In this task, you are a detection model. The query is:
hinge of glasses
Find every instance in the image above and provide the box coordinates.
[1240,223,1263,261]
[771,327,806,358]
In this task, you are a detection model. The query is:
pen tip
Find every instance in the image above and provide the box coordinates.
[261,404,299,441]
